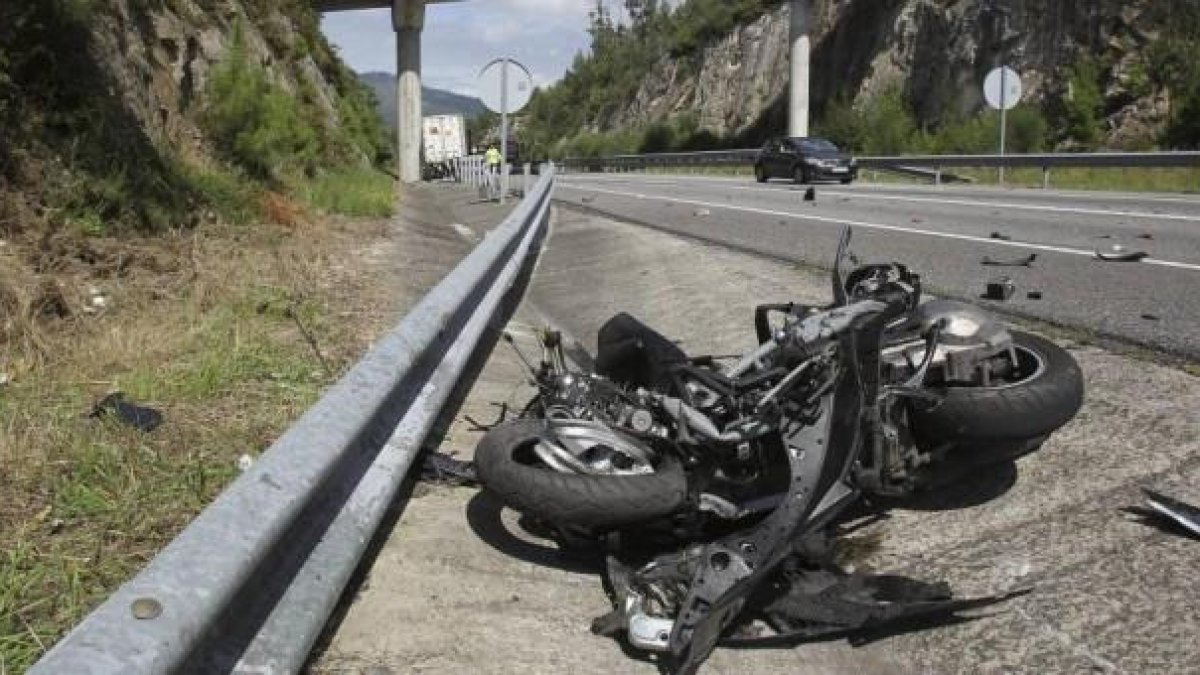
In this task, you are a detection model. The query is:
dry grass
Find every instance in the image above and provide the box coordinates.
[0,208,399,671]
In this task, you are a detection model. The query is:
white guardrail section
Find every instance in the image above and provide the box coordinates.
[31,167,558,675]
[560,149,1200,184]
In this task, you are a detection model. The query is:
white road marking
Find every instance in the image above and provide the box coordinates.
[558,183,1200,273]
[566,171,1200,206]
[563,175,1200,223]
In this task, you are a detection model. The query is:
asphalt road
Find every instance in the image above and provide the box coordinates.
[556,174,1200,359]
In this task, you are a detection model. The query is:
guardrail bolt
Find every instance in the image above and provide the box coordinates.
[131,597,163,620]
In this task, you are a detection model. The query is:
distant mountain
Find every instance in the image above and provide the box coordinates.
[358,71,486,127]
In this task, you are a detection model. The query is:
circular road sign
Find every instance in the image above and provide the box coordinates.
[478,58,534,115]
[984,66,1023,111]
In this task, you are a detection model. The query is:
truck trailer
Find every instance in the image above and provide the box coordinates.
[422,114,467,181]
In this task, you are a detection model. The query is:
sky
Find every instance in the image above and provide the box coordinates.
[320,0,601,97]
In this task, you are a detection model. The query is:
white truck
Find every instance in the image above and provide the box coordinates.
[422,114,467,180]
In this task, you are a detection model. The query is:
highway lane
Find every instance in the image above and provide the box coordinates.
[557,173,1200,358]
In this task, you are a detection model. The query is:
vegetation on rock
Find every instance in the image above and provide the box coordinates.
[520,0,1200,158]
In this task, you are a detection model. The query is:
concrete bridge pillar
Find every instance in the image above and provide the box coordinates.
[789,0,811,138]
[393,0,426,183]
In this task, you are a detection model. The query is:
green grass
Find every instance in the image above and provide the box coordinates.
[298,169,395,218]
[0,229,348,672]
[953,166,1200,193]
[0,313,327,672]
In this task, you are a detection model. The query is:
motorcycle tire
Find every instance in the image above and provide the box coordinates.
[909,331,1083,444]
[475,420,689,529]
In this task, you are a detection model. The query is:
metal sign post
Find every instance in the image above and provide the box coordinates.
[500,60,509,204]
[999,66,1008,184]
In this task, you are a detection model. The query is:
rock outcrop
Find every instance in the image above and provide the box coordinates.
[0,0,375,234]
[85,0,351,164]
[599,0,1169,147]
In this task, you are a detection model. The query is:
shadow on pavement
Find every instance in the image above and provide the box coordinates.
[465,491,605,575]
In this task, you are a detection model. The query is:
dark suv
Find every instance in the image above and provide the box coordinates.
[754,137,858,185]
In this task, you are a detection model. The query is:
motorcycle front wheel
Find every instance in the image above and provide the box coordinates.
[474,419,688,530]
[909,331,1084,444]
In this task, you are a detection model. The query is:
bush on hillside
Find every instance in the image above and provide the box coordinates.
[203,25,320,181]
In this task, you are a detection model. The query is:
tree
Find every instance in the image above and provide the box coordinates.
[1060,57,1104,148]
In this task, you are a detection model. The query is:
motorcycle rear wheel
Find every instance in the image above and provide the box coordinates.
[909,331,1084,444]
[475,420,688,529]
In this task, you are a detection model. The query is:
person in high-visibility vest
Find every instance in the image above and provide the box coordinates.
[485,145,502,174]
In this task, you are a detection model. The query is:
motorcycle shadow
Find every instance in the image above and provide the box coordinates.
[884,459,1020,512]
[465,490,606,575]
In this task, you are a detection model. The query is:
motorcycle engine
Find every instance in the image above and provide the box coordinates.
[543,373,665,437]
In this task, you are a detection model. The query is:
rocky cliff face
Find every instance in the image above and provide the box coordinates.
[601,0,1167,148]
[0,0,374,233]
[83,0,352,163]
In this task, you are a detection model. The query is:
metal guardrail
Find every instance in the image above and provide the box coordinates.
[560,149,1200,184]
[31,167,557,674]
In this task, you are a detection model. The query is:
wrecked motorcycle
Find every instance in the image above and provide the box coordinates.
[474,228,1084,673]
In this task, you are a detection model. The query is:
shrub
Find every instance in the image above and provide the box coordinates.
[1060,57,1104,148]
[203,23,319,181]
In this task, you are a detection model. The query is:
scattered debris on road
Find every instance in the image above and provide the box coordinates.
[237,454,256,472]
[984,277,1016,301]
[1137,233,1155,240]
[88,392,163,432]
[1127,489,1200,539]
[982,253,1038,267]
[1027,291,1044,300]
[421,451,478,487]
[581,196,596,204]
[990,231,1012,241]
[1095,245,1149,262]
[694,208,711,217]
[803,187,816,203]
[1141,313,1161,322]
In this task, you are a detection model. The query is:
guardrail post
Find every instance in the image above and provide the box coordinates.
[524,163,531,196]
[934,167,942,187]
[1042,166,1051,190]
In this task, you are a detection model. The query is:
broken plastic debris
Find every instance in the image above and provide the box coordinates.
[1140,489,1200,538]
[989,231,1012,241]
[1095,245,1148,262]
[803,188,816,203]
[421,451,478,487]
[982,253,1037,267]
[88,393,163,432]
[1027,291,1043,300]
[693,208,711,217]
[1141,313,1161,322]
[984,277,1016,301]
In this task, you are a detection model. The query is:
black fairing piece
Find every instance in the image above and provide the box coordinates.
[595,313,688,391]
[666,305,891,674]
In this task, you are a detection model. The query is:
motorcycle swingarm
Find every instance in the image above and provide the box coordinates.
[661,393,855,675]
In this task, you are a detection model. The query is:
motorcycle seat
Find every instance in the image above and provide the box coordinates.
[594,313,688,390]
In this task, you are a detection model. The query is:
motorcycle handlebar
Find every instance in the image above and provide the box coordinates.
[731,296,902,378]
